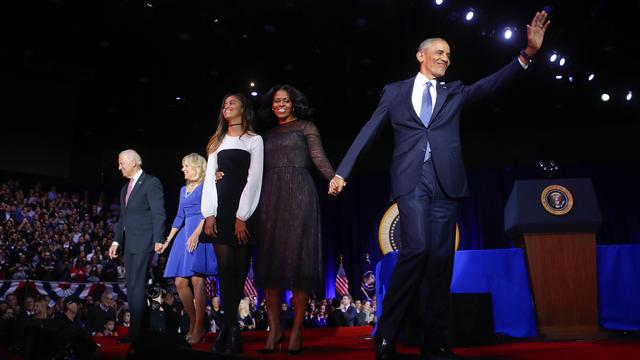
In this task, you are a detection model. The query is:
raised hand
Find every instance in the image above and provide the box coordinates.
[526,10,550,53]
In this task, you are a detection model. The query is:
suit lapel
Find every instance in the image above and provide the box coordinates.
[120,185,126,207]
[430,82,449,125]
[402,77,424,126]
[126,172,146,207]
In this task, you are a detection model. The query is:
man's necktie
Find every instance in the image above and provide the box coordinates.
[420,81,433,161]
[125,178,134,206]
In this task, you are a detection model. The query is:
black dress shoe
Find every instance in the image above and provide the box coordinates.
[421,346,459,360]
[375,337,396,360]
[228,326,243,354]
[117,337,132,344]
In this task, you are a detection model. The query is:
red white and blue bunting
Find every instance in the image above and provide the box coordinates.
[0,280,127,301]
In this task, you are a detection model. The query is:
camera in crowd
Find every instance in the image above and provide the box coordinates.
[146,282,164,308]
[146,282,169,332]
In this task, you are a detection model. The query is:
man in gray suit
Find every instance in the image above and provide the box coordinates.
[109,149,166,342]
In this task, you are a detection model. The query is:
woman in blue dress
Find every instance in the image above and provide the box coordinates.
[163,153,217,344]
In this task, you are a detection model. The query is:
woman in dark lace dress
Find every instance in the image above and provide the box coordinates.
[256,84,335,354]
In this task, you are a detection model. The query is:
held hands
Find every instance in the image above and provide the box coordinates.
[215,170,224,183]
[204,216,218,237]
[158,236,172,253]
[154,243,164,254]
[235,218,250,245]
[526,10,550,54]
[328,176,347,196]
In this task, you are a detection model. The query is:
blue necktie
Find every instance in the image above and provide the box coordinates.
[420,81,433,161]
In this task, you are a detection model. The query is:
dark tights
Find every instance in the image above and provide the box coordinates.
[214,244,249,328]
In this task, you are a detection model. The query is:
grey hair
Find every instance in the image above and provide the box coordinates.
[100,291,113,302]
[418,37,447,52]
[119,149,143,167]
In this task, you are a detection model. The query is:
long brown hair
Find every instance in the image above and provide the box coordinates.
[206,93,255,154]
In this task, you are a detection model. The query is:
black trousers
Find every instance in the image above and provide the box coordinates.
[124,250,153,340]
[377,159,458,349]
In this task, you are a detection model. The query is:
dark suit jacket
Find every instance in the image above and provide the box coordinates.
[112,172,166,254]
[342,305,357,326]
[336,59,526,199]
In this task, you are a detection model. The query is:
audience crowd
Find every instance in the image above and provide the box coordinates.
[0,179,375,354]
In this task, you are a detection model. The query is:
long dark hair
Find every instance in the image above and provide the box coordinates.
[258,84,314,125]
[206,93,255,154]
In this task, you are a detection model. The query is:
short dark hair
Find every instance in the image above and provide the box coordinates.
[63,296,79,309]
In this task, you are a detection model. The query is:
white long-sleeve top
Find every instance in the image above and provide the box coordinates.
[201,133,264,221]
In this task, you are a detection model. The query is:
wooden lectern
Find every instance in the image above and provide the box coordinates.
[505,178,603,339]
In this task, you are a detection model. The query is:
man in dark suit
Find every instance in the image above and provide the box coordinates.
[109,149,166,342]
[330,11,549,360]
[340,294,357,326]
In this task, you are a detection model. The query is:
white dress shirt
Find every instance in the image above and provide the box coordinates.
[411,72,437,119]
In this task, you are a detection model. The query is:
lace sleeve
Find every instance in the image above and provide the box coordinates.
[303,121,335,180]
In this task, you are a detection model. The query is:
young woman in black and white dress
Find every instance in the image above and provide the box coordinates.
[200,93,263,354]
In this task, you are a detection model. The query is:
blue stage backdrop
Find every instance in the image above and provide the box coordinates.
[319,163,640,299]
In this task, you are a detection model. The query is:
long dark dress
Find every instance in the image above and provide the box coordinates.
[256,120,335,291]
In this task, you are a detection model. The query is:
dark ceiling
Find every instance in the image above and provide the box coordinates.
[3,0,639,182]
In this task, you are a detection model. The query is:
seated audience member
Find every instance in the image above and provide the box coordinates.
[48,296,100,359]
[327,297,344,327]
[238,298,256,331]
[17,296,36,321]
[339,294,357,326]
[86,291,116,335]
[10,253,34,280]
[115,310,131,337]
[34,298,51,320]
[312,305,328,328]
[96,319,119,336]
[355,300,374,326]
[70,258,88,282]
